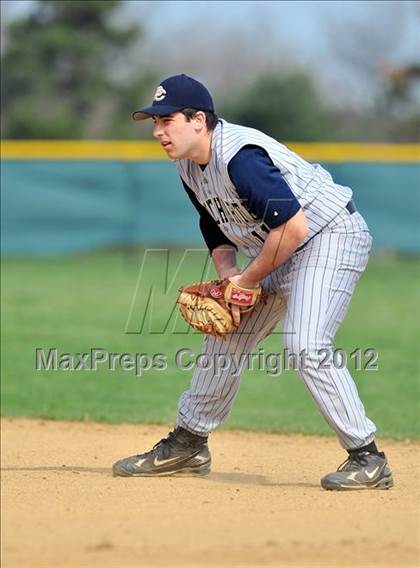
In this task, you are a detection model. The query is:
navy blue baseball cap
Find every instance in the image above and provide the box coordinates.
[132,74,214,120]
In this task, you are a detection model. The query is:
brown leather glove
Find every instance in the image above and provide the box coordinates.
[177,278,262,338]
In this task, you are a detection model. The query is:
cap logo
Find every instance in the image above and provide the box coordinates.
[153,85,167,102]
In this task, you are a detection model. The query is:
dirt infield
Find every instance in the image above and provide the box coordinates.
[1,419,419,568]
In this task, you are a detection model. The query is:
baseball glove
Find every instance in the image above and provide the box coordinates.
[177,278,262,338]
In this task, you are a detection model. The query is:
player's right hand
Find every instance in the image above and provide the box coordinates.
[231,304,241,327]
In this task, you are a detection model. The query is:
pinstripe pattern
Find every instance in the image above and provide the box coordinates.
[175,121,376,450]
[177,293,286,434]
[175,120,352,259]
[176,209,376,450]
[274,211,375,449]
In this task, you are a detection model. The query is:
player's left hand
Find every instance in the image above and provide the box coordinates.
[177,277,262,338]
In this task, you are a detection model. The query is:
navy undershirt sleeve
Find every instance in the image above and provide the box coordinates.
[227,145,301,228]
[180,179,238,254]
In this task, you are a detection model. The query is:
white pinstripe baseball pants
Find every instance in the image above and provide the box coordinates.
[176,208,376,450]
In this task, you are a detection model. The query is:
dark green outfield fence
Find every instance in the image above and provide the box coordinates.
[1,141,419,255]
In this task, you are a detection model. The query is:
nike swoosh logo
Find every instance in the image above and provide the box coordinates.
[365,466,380,479]
[153,455,185,467]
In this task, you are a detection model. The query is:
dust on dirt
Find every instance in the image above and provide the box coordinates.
[1,419,419,568]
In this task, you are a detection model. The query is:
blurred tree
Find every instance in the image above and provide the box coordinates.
[323,1,420,141]
[1,0,154,138]
[381,64,420,101]
[222,72,329,141]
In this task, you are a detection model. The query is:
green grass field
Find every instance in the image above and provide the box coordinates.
[1,250,419,439]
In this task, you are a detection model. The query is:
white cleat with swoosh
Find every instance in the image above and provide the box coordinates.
[321,451,394,490]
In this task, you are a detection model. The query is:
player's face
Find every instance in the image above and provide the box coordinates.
[152,113,203,159]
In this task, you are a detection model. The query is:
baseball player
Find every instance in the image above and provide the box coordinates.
[113,74,393,490]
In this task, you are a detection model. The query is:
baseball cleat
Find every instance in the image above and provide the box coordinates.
[112,426,211,477]
[321,451,394,491]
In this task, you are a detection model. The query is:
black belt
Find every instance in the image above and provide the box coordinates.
[346,200,356,215]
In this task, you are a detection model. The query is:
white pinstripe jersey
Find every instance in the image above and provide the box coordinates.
[175,119,352,258]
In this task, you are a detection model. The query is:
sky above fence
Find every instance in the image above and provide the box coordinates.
[2,1,420,108]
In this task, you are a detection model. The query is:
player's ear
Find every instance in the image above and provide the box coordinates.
[193,111,207,131]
